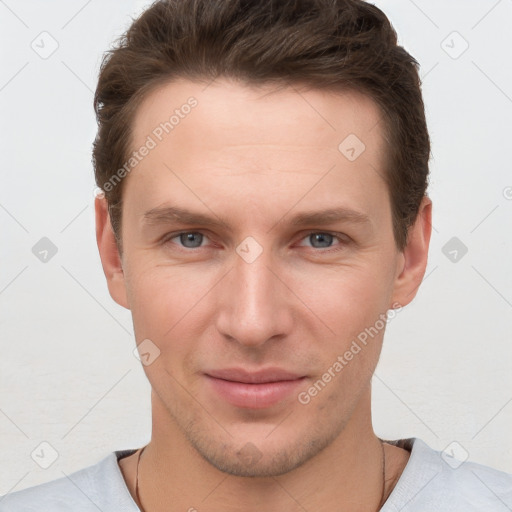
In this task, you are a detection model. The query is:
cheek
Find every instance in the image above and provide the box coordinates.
[290,262,392,398]
[127,264,207,327]
[292,262,392,340]
[126,264,219,372]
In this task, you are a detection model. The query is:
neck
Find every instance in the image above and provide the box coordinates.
[129,389,402,512]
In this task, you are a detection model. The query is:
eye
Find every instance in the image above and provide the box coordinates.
[164,231,209,249]
[297,231,348,252]
[161,230,349,253]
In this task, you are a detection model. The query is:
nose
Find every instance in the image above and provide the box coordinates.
[214,243,294,348]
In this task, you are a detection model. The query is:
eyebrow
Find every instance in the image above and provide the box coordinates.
[142,205,372,230]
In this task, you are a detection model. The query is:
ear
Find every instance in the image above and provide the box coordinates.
[390,195,433,308]
[95,194,130,310]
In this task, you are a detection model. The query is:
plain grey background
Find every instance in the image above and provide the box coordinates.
[1,0,511,493]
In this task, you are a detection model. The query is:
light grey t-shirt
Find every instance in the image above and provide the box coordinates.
[1,438,511,511]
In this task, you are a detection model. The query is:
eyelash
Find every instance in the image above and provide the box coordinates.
[161,230,350,254]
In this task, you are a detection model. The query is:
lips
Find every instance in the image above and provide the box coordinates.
[205,367,304,384]
[204,367,306,409]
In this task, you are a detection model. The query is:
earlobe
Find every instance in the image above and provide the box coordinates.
[389,196,433,309]
[95,195,130,310]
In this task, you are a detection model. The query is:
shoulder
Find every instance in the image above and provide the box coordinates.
[383,438,512,511]
[0,450,139,512]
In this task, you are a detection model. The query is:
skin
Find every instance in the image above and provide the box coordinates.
[96,77,432,511]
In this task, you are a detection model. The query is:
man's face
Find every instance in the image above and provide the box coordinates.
[107,78,408,476]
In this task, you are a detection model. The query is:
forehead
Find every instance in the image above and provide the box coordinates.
[131,77,385,156]
[124,78,389,227]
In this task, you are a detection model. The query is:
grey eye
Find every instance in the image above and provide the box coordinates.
[308,233,335,248]
[178,232,204,248]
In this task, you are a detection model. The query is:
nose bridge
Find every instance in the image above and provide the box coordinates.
[215,239,292,346]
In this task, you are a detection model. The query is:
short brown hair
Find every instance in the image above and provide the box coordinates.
[93,0,430,255]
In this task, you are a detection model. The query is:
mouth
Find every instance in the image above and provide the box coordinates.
[204,368,307,409]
